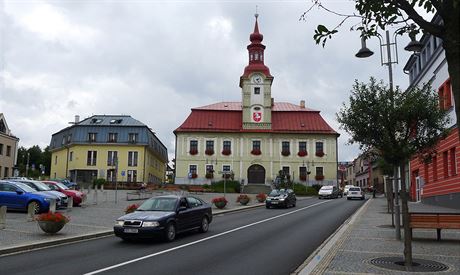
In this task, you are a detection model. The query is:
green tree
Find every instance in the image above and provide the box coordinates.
[304,0,460,138]
[337,78,448,267]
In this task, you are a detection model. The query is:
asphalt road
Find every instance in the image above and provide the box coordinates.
[0,197,365,275]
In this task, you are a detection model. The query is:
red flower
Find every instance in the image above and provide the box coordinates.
[189,148,198,155]
[315,151,325,157]
[222,149,231,156]
[300,175,307,181]
[297,150,308,157]
[236,194,250,203]
[205,149,214,155]
[191,173,198,179]
[125,204,139,214]
[35,212,70,224]
[251,149,261,155]
[211,197,228,204]
[315,175,324,181]
[281,150,290,156]
[256,193,267,202]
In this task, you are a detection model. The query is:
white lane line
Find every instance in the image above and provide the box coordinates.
[85,200,332,275]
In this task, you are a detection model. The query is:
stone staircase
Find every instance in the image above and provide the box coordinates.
[242,184,272,194]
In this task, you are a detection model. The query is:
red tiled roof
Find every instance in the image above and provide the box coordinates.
[176,102,338,135]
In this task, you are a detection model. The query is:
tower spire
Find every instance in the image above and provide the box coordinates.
[240,13,272,84]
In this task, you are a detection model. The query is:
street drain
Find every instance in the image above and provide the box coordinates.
[369,257,449,272]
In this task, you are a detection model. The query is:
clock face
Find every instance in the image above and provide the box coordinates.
[252,75,262,84]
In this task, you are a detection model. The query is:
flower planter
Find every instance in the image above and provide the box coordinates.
[297,151,308,157]
[315,175,325,181]
[256,193,267,202]
[222,149,231,156]
[214,201,227,209]
[238,198,250,205]
[205,149,214,156]
[251,149,261,155]
[38,221,66,234]
[315,151,325,157]
[189,149,198,155]
[281,151,290,156]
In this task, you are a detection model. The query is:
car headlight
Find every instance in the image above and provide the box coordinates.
[115,220,124,226]
[279,198,285,201]
[142,221,160,227]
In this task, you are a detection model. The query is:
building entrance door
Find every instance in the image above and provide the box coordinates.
[247,164,265,184]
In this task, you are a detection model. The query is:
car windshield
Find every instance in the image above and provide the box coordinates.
[269,190,286,196]
[349,187,361,191]
[13,182,38,193]
[23,181,51,191]
[321,186,333,190]
[137,197,177,212]
[54,182,69,190]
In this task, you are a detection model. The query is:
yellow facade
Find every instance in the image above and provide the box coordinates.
[50,144,165,184]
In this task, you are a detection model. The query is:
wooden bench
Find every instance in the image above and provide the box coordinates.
[188,186,205,193]
[409,212,460,241]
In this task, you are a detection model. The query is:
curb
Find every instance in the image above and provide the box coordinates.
[0,202,270,256]
[1,197,313,256]
[0,230,113,256]
[292,198,373,275]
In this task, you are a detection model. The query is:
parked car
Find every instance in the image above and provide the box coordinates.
[343,185,355,196]
[49,178,79,189]
[265,189,296,208]
[0,180,53,213]
[347,187,365,200]
[114,195,212,242]
[11,180,67,208]
[318,185,341,199]
[42,181,85,206]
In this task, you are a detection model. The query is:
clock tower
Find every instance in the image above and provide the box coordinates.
[240,14,273,130]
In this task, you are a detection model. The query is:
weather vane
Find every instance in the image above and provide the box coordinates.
[255,5,259,18]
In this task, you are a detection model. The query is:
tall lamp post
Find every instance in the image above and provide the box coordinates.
[355,26,423,240]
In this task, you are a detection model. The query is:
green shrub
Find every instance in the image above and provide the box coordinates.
[293,183,318,196]
[92,178,107,188]
[211,180,241,193]
[311,184,322,193]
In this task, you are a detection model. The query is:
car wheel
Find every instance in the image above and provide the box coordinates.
[292,201,296,207]
[266,204,270,209]
[347,197,351,200]
[199,216,209,233]
[164,223,176,242]
[28,201,41,214]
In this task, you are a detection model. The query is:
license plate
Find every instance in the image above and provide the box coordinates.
[124,228,138,233]
[271,201,278,204]
[351,192,357,194]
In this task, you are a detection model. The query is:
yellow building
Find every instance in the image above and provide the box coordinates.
[50,115,168,186]
[174,16,339,187]
[0,113,19,178]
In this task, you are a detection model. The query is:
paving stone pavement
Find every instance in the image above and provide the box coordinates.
[308,196,460,275]
[0,189,267,254]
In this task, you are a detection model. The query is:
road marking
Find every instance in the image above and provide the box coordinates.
[85,200,332,275]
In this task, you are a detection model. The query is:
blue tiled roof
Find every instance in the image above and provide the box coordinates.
[78,115,145,127]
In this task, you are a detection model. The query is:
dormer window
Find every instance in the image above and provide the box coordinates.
[108,133,118,143]
[110,119,123,124]
[88,133,97,142]
[91,118,102,124]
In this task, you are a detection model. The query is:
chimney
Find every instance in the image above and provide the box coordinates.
[75,115,80,124]
[300,100,305,109]
[271,98,274,107]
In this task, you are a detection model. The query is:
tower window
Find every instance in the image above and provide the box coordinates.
[254,87,260,95]
[255,52,259,60]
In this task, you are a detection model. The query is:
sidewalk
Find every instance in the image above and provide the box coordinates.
[297,196,460,274]
[0,190,265,255]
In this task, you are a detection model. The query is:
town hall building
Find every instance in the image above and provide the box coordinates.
[174,15,339,187]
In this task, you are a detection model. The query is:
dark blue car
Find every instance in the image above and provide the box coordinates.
[114,195,212,242]
[0,181,53,213]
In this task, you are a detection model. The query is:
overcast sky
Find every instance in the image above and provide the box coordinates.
[0,0,419,163]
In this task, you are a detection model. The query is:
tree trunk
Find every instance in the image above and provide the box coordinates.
[443,6,460,140]
[400,162,413,267]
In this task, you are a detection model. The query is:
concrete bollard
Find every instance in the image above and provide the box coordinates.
[87,185,91,194]
[0,206,6,229]
[93,189,98,205]
[101,184,104,192]
[27,203,35,221]
[49,198,56,213]
[67,196,73,212]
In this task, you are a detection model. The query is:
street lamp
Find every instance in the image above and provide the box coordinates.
[302,160,314,191]
[355,26,422,240]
